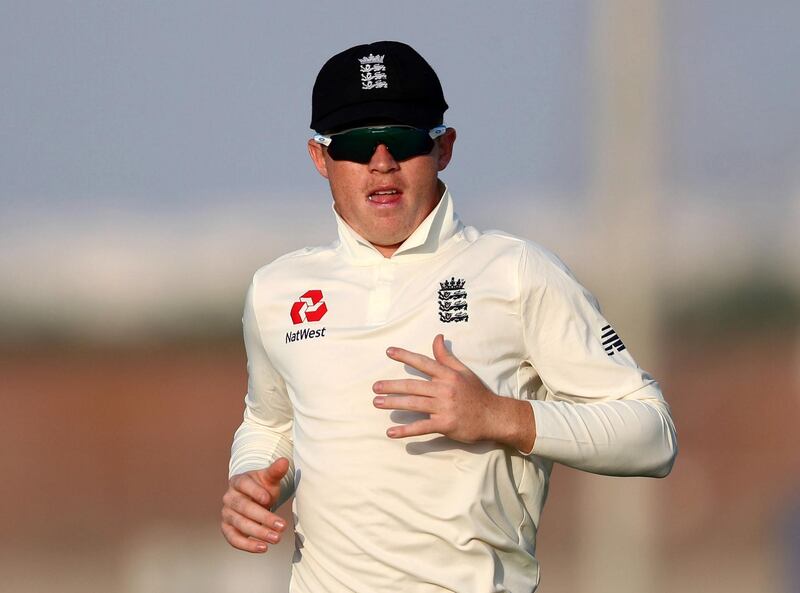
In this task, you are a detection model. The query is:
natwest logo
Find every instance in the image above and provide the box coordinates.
[290,289,328,325]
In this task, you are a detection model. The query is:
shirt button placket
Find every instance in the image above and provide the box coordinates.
[366,259,395,325]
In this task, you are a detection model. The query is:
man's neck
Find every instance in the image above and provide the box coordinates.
[374,242,402,258]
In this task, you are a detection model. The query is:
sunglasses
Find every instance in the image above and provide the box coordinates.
[313,125,447,163]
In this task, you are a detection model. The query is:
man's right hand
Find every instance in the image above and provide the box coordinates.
[221,457,290,553]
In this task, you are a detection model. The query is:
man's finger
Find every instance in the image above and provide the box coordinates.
[374,394,437,414]
[372,378,441,397]
[385,346,442,377]
[387,418,438,439]
[431,334,467,370]
[232,473,273,508]
[221,522,269,554]
[222,507,283,544]
[224,491,286,531]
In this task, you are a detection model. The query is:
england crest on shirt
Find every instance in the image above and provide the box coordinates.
[438,277,468,323]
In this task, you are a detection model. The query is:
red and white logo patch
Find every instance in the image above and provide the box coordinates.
[290,289,328,325]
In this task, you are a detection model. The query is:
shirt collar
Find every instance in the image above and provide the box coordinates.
[333,184,463,262]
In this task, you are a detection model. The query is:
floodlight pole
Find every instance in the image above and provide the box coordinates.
[579,2,663,593]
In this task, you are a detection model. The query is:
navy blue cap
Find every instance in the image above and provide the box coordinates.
[311,41,448,133]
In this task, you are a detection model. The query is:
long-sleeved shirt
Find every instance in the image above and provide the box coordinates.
[229,185,677,593]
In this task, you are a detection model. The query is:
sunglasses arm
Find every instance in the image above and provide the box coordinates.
[428,125,447,139]
[313,126,445,147]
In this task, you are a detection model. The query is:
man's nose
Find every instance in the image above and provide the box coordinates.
[369,143,399,172]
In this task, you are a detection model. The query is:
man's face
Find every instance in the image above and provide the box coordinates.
[308,127,456,257]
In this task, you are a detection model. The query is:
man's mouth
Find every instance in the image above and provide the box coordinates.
[367,189,401,204]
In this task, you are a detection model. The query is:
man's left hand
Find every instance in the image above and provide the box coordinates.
[372,334,535,451]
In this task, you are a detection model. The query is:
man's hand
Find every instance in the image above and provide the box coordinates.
[372,334,535,451]
[221,457,289,553]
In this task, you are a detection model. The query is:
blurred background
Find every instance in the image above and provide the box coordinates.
[2,1,799,592]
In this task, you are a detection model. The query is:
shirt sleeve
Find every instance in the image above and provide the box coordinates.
[518,242,678,477]
[228,278,296,508]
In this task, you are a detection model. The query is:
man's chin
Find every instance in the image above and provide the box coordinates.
[371,238,404,250]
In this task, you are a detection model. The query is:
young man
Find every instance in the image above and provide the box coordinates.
[221,41,677,592]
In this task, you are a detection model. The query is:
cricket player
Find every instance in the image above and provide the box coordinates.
[221,40,677,592]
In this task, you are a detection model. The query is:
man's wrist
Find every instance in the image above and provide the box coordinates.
[488,395,536,453]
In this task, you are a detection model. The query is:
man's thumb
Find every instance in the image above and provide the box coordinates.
[260,457,290,485]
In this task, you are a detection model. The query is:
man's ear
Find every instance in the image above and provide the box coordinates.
[307,139,330,179]
[436,127,457,172]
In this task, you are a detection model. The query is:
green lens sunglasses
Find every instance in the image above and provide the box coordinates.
[313,125,447,163]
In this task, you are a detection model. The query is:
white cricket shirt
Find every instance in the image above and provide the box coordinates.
[229,186,677,593]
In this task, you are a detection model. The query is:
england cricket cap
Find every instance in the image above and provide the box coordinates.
[310,41,448,133]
